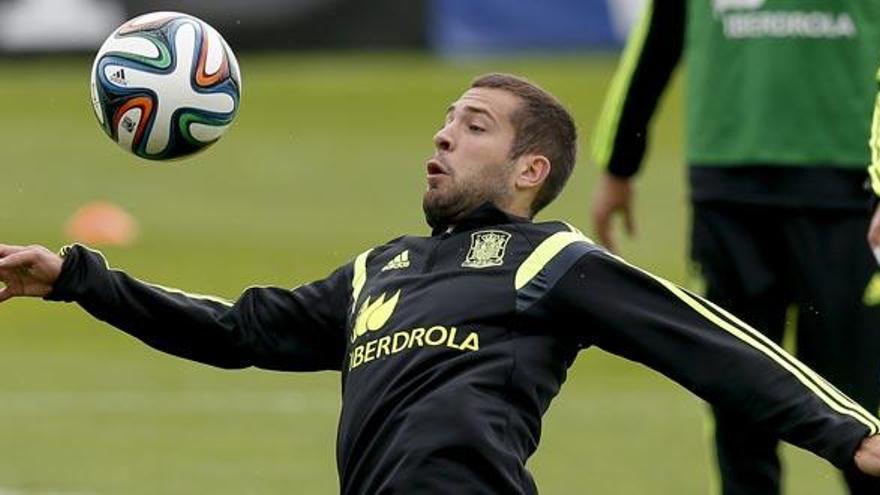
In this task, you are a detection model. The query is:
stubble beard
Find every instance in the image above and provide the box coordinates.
[422,170,511,229]
[422,183,479,229]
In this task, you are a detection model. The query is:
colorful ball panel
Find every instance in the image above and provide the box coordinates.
[90,12,241,160]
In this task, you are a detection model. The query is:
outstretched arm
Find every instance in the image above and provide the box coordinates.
[521,236,880,476]
[589,0,685,251]
[0,243,353,371]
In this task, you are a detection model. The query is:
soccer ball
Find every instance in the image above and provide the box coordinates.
[90,12,241,160]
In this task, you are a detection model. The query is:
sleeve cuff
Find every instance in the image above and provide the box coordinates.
[43,244,105,302]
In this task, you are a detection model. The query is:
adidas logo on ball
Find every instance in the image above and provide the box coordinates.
[109,68,127,86]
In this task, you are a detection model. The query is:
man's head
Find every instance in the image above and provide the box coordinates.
[423,73,577,228]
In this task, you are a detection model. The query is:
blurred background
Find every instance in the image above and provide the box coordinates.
[0,0,843,493]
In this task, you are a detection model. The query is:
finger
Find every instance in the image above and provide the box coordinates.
[0,244,25,259]
[596,217,617,253]
[0,286,13,304]
[0,250,36,270]
[601,229,617,253]
[0,267,21,295]
[623,206,636,238]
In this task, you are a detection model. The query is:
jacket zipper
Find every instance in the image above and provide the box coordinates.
[423,229,451,273]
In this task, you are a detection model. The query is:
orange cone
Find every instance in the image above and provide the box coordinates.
[65,201,139,247]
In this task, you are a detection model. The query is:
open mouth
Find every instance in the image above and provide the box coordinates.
[426,159,447,176]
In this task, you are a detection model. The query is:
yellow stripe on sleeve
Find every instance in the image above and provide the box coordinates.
[694,291,880,433]
[515,231,589,291]
[561,221,593,240]
[144,282,234,307]
[869,92,880,195]
[619,258,880,434]
[590,0,655,170]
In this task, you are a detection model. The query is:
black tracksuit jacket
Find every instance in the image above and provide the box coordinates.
[46,202,879,494]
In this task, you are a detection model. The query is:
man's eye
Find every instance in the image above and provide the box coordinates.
[469,125,485,133]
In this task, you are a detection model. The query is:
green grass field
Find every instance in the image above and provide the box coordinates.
[0,53,844,493]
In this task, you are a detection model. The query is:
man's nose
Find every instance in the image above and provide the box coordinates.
[433,126,453,152]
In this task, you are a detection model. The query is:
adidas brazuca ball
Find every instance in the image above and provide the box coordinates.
[90,12,241,160]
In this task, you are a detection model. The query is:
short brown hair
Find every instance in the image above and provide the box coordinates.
[471,73,577,215]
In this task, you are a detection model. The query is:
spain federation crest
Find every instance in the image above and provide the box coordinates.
[462,230,511,269]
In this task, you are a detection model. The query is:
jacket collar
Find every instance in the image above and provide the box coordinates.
[430,201,531,236]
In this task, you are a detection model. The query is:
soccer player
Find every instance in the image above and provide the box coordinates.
[590,1,880,493]
[2,74,880,494]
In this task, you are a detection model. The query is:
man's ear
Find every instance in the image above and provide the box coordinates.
[515,154,551,191]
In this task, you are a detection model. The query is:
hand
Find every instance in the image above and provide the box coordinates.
[591,173,636,253]
[855,435,880,476]
[867,204,880,265]
[0,244,63,303]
